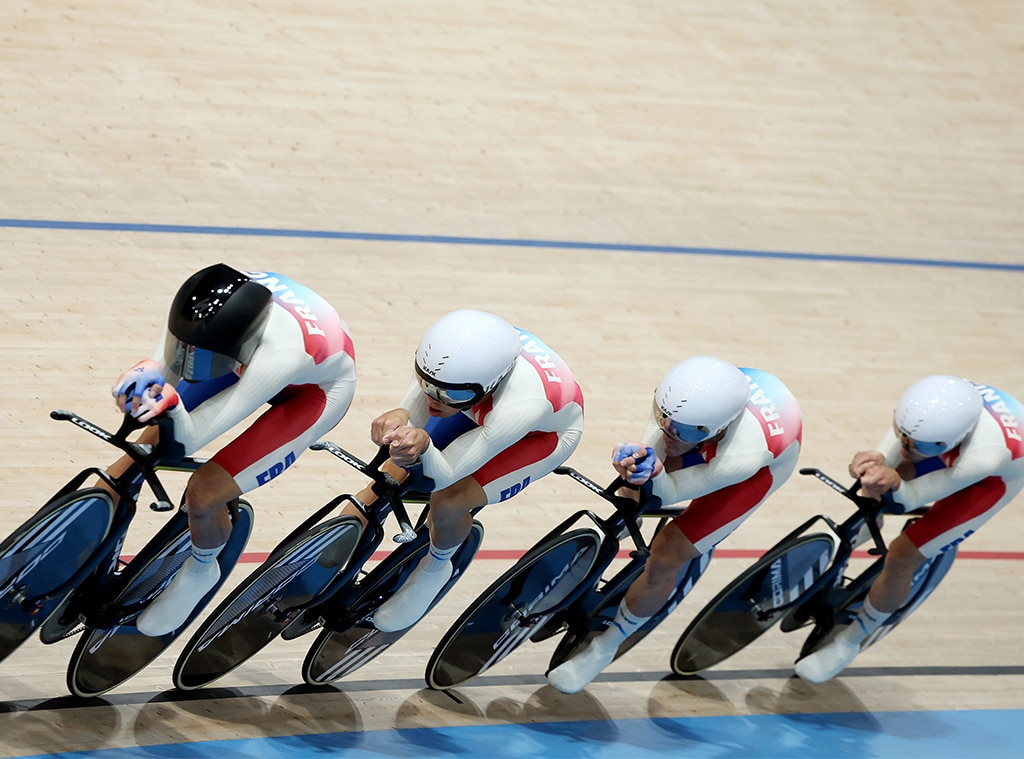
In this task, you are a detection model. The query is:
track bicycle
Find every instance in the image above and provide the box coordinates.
[0,409,253,698]
[670,467,958,676]
[173,442,485,690]
[424,465,712,691]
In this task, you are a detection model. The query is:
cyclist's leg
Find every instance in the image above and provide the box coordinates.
[372,476,483,632]
[135,461,239,636]
[796,476,1016,683]
[375,428,581,633]
[548,467,774,694]
[141,382,351,637]
[547,523,699,694]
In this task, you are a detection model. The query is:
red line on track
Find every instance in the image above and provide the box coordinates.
[225,548,1024,565]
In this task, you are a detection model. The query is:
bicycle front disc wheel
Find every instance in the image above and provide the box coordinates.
[426,527,602,690]
[0,490,113,663]
[303,520,484,686]
[671,532,835,675]
[67,501,254,698]
[174,515,363,690]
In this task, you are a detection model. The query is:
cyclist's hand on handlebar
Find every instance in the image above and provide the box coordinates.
[612,443,663,485]
[858,462,901,500]
[112,360,177,420]
[382,425,430,467]
[370,408,412,445]
[849,450,885,479]
[133,383,179,423]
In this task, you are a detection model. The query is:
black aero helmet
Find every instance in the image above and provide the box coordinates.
[163,264,273,381]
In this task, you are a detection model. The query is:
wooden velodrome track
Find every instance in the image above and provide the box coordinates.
[1,1,1022,756]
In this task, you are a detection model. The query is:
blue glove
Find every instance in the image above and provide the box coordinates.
[112,360,167,411]
[112,360,178,421]
[134,383,180,423]
[613,443,663,485]
[613,443,646,464]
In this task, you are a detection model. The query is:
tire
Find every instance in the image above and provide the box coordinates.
[0,490,114,664]
[425,527,602,690]
[173,515,363,691]
[798,545,958,659]
[66,501,254,698]
[670,533,836,675]
[302,520,485,685]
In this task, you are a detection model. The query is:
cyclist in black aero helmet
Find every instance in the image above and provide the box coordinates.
[106,263,357,637]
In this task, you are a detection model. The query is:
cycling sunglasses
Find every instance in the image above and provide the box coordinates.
[653,402,712,444]
[416,366,486,410]
[894,424,946,458]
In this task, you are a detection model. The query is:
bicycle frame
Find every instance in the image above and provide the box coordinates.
[256,442,425,627]
[17,410,202,620]
[748,468,889,625]
[519,466,682,630]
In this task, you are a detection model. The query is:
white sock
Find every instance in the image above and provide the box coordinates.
[795,597,888,683]
[136,542,225,637]
[420,541,459,573]
[190,543,225,568]
[840,596,888,645]
[372,541,459,633]
[597,601,651,649]
[546,602,651,694]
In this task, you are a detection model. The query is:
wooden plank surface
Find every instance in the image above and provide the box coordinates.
[1,0,1022,755]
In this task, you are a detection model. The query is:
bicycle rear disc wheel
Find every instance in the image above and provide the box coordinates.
[302,520,484,686]
[799,545,958,660]
[671,532,835,675]
[67,501,254,698]
[426,527,602,690]
[0,490,113,663]
[174,515,363,691]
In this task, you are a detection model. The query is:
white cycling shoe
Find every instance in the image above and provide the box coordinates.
[546,638,619,694]
[136,556,220,637]
[794,633,860,684]
[373,559,452,633]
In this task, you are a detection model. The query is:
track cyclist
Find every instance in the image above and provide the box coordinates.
[548,356,802,694]
[346,308,585,633]
[106,263,357,637]
[796,375,1024,683]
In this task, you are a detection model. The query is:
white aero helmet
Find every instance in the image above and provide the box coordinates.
[654,356,749,444]
[415,309,522,409]
[894,375,982,457]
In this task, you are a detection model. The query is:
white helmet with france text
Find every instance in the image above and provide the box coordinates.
[654,356,749,444]
[894,375,982,457]
[415,309,522,409]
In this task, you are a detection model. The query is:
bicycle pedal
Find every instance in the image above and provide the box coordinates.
[528,620,566,643]
[58,624,87,641]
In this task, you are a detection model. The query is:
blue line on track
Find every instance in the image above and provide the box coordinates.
[2,218,1021,272]
[18,709,1024,758]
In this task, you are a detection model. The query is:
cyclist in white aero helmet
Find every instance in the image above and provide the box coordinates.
[893,375,982,457]
[343,309,585,633]
[414,309,523,409]
[549,356,802,694]
[796,374,1024,684]
[653,356,750,445]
